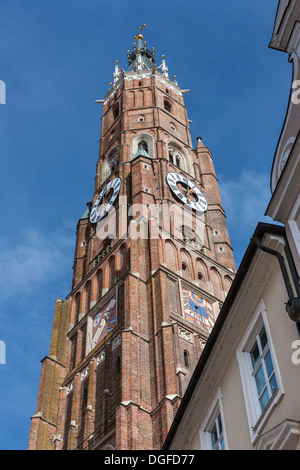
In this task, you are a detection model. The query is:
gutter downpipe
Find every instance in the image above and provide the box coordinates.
[252,236,300,336]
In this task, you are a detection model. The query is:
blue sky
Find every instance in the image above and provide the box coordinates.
[0,0,291,449]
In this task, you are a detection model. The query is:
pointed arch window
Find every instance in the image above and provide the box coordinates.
[75,292,81,324]
[113,103,119,120]
[116,356,121,375]
[85,280,92,313]
[184,350,190,369]
[110,154,119,172]
[164,100,172,113]
[101,147,119,184]
[168,147,185,171]
[182,262,188,272]
[96,269,103,301]
[109,256,115,289]
[131,133,154,160]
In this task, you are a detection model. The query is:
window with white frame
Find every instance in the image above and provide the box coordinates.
[200,389,227,450]
[237,301,284,443]
[209,412,225,450]
[249,324,278,413]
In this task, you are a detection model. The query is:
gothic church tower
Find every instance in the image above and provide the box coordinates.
[28,26,235,451]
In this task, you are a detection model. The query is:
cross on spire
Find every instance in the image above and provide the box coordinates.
[134,24,146,41]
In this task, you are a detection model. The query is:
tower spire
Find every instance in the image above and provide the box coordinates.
[134,24,146,50]
[127,24,156,71]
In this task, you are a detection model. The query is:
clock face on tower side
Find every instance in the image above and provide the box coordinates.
[90,177,121,224]
[166,172,208,212]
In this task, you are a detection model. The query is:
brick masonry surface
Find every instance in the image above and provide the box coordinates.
[29,61,235,450]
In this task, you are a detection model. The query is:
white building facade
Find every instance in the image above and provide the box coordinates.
[267,0,300,278]
[163,0,300,451]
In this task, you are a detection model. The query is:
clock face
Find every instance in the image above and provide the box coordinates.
[90,177,121,224]
[166,172,208,212]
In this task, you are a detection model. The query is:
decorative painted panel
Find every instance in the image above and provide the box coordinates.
[182,287,215,333]
[92,295,117,348]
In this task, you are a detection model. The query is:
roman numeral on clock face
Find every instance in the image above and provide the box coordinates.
[169,183,178,192]
[90,177,121,223]
[166,172,208,212]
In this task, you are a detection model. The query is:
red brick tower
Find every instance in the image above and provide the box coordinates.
[28,26,235,451]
